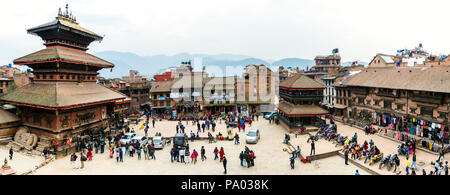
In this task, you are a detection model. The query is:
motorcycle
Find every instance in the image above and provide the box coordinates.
[397,145,409,158]
[369,153,384,165]
[386,154,397,171]
[378,154,391,169]
[364,148,376,164]
[335,136,347,147]
[307,133,320,143]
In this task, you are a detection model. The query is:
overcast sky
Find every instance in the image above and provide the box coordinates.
[1,0,450,65]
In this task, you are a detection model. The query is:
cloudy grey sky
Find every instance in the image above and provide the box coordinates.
[1,0,449,65]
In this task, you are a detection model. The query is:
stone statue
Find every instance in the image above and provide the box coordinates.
[2,158,10,169]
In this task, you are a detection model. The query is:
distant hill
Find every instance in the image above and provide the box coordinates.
[271,58,315,70]
[94,51,359,79]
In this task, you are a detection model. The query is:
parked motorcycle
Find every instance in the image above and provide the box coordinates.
[369,153,384,165]
[386,154,397,171]
[378,154,391,169]
[307,133,320,143]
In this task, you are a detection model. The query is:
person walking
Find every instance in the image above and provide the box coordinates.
[144,125,149,137]
[355,170,360,175]
[151,144,156,160]
[214,147,219,160]
[238,122,241,132]
[94,141,99,154]
[394,155,400,172]
[180,148,185,163]
[119,148,123,162]
[234,133,240,145]
[80,152,86,169]
[201,146,207,161]
[100,140,105,154]
[239,151,245,167]
[9,147,13,160]
[152,118,155,128]
[405,157,410,175]
[219,147,225,162]
[143,145,149,160]
[290,154,295,169]
[128,144,134,157]
[438,149,445,163]
[70,153,78,169]
[170,147,175,163]
[137,147,142,160]
[310,140,315,156]
[223,156,228,174]
[175,147,180,162]
[185,149,190,164]
[411,153,418,171]
[444,161,448,176]
[88,149,93,161]
[115,147,120,162]
[202,123,206,132]
[296,146,302,160]
[192,149,198,164]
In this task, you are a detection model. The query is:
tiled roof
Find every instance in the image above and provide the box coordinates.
[14,47,114,67]
[279,73,325,89]
[0,83,127,108]
[28,17,103,41]
[343,67,450,93]
[150,81,174,93]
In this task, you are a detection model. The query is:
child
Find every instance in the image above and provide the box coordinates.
[88,149,93,161]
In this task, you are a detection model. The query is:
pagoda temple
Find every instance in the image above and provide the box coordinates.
[278,74,329,132]
[0,5,127,141]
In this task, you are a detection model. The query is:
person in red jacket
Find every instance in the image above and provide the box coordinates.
[219,147,225,162]
[238,122,241,132]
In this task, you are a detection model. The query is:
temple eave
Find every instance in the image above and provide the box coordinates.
[1,98,125,111]
[14,59,113,68]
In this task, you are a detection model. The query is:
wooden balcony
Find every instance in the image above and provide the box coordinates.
[280,92,323,102]
[410,93,443,104]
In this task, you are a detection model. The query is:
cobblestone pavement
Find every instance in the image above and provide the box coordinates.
[30,117,448,175]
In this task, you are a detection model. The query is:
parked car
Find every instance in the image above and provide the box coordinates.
[246,129,261,144]
[119,133,137,145]
[131,135,149,146]
[227,122,238,128]
[152,136,167,149]
[173,133,188,149]
[265,111,278,119]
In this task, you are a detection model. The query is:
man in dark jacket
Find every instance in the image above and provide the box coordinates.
[223,156,228,174]
[201,146,207,161]
[310,140,315,155]
[9,147,13,160]
[152,119,155,128]
[239,151,245,167]
[290,154,295,169]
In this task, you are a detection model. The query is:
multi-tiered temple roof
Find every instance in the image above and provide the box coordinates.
[1,5,126,110]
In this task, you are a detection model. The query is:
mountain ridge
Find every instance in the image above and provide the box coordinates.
[95,51,365,79]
